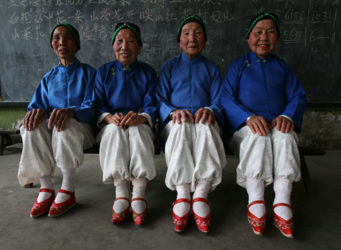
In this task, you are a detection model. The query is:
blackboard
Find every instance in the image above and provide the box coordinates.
[0,0,340,103]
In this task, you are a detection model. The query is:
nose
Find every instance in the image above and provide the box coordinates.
[59,37,65,46]
[188,32,196,41]
[121,40,127,49]
[260,31,268,40]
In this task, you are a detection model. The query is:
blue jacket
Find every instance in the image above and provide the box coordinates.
[157,52,225,125]
[28,58,96,124]
[94,60,157,124]
[221,51,306,136]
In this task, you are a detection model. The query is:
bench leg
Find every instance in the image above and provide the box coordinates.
[0,134,4,155]
[299,151,312,195]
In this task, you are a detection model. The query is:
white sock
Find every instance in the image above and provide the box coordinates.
[113,178,130,213]
[273,177,293,220]
[246,178,265,218]
[54,168,75,204]
[37,175,54,202]
[192,180,211,218]
[173,184,191,217]
[131,178,147,214]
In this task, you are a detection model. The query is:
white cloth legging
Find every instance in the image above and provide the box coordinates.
[230,125,301,188]
[97,124,156,184]
[161,121,227,192]
[18,118,95,186]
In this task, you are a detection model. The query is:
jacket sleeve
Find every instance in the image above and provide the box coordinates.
[156,63,176,124]
[220,61,253,131]
[281,64,306,132]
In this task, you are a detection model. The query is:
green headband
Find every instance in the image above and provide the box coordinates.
[245,12,280,39]
[50,23,80,49]
[111,23,142,46]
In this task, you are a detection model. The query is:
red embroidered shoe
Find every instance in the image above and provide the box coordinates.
[112,197,130,225]
[172,198,191,233]
[131,198,147,226]
[30,188,55,218]
[48,189,76,217]
[192,198,211,233]
[247,200,266,235]
[273,203,294,238]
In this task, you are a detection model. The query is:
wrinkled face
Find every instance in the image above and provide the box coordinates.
[247,19,278,59]
[51,26,78,61]
[113,29,141,67]
[179,22,205,59]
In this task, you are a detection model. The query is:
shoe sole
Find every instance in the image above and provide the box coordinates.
[196,227,209,234]
[30,211,48,218]
[248,217,264,236]
[48,202,76,218]
[273,222,294,238]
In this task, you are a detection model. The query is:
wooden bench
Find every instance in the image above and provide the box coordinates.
[0,128,324,195]
[84,142,322,195]
[0,129,19,155]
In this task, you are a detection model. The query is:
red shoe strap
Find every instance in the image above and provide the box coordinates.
[273,203,292,210]
[115,197,130,202]
[59,189,75,195]
[173,198,191,206]
[192,197,209,205]
[248,200,266,208]
[131,197,146,204]
[39,188,55,193]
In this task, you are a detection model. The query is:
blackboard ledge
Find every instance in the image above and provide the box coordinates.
[0,102,340,109]
[0,102,29,108]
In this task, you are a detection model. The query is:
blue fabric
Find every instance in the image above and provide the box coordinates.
[220,51,306,136]
[94,60,157,123]
[28,59,96,124]
[156,52,225,125]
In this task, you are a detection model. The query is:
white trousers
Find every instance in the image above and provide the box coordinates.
[230,125,301,188]
[18,118,95,186]
[161,121,227,192]
[97,124,156,184]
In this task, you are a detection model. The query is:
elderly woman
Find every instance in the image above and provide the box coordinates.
[18,23,96,218]
[220,12,306,238]
[95,23,157,226]
[156,15,227,233]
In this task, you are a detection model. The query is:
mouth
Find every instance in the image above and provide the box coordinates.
[257,44,269,48]
[58,48,68,54]
[119,51,130,56]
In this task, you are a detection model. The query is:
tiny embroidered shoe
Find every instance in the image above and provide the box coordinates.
[192,198,211,233]
[247,200,266,235]
[112,197,130,225]
[273,203,294,238]
[131,198,147,226]
[48,189,76,217]
[30,188,55,218]
[172,198,191,233]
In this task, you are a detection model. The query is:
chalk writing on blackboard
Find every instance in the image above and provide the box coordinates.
[0,0,340,103]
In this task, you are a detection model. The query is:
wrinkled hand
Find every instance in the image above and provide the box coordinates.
[171,109,194,124]
[104,111,146,129]
[246,115,271,136]
[194,108,215,126]
[23,109,47,131]
[119,111,147,129]
[103,113,124,126]
[48,108,74,131]
[271,116,294,133]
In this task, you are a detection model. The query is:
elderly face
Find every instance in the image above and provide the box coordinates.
[113,29,141,67]
[51,26,78,63]
[247,19,278,59]
[179,22,205,60]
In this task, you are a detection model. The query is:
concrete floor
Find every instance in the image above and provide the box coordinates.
[0,147,340,250]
